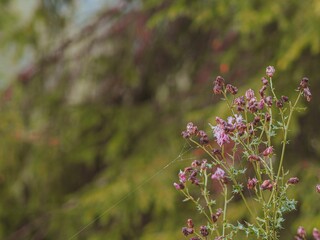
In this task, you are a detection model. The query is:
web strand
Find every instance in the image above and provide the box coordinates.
[68,143,194,239]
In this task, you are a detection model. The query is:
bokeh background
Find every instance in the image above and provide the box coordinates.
[0,0,319,239]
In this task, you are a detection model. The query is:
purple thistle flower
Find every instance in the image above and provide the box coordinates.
[266,66,275,77]
[316,184,320,193]
[234,114,243,124]
[212,124,230,147]
[245,89,255,100]
[257,98,265,110]
[173,182,184,190]
[212,167,225,181]
[297,226,306,238]
[179,170,187,183]
[313,228,320,240]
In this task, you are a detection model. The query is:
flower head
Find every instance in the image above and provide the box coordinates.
[266,66,275,77]
[178,170,187,183]
[287,177,299,185]
[247,177,258,190]
[297,226,306,238]
[212,167,225,181]
[212,124,230,147]
[200,226,209,237]
[173,182,184,190]
[245,89,255,100]
[261,179,273,191]
[313,228,320,240]
[316,184,320,193]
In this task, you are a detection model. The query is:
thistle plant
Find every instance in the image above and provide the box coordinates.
[174,66,319,240]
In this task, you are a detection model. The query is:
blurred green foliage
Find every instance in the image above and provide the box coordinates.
[0,0,319,239]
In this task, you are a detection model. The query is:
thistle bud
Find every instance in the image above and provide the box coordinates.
[247,177,258,190]
[261,179,273,191]
[299,77,309,89]
[281,95,289,102]
[173,182,185,190]
[262,146,274,156]
[287,177,299,185]
[261,77,269,85]
[248,155,260,162]
[276,99,283,108]
[214,76,225,86]
[187,219,194,228]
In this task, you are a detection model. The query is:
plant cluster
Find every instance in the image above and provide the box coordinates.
[174,66,319,239]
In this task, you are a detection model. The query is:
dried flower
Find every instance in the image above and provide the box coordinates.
[287,177,299,185]
[266,66,275,77]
